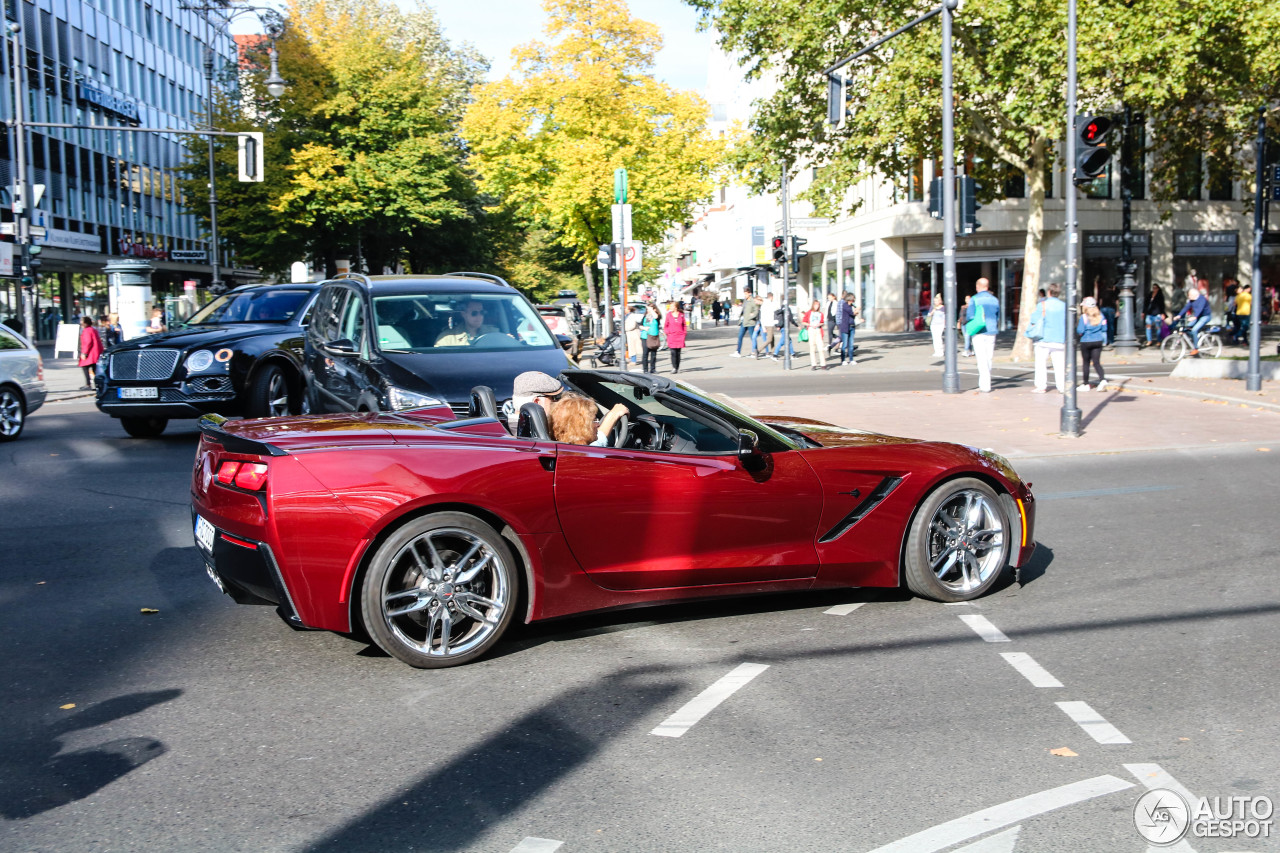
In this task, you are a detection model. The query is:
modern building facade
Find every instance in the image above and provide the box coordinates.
[1,0,242,339]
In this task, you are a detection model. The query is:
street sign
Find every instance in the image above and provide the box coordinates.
[614,167,628,203]
[238,132,265,182]
[29,225,47,239]
[622,240,642,273]
[611,203,632,245]
[0,222,14,235]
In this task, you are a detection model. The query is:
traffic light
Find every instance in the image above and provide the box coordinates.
[928,176,944,220]
[772,235,786,266]
[1074,114,1114,186]
[596,243,617,270]
[790,235,808,273]
[959,176,982,235]
[28,244,42,256]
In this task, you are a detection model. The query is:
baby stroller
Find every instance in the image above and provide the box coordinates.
[585,331,620,368]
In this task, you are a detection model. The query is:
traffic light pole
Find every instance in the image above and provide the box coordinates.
[1246,106,1267,392]
[1114,104,1139,356]
[7,23,37,340]
[1060,0,1082,436]
[780,163,793,372]
[940,0,959,393]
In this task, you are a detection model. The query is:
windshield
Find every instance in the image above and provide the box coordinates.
[185,289,312,325]
[373,291,557,352]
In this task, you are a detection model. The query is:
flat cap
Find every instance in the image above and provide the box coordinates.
[512,371,563,398]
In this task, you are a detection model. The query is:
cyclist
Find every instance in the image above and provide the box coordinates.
[1178,286,1212,357]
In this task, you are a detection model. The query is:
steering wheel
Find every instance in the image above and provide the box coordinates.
[609,413,630,448]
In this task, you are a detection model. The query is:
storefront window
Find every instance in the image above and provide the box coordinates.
[859,244,876,328]
[1172,231,1238,319]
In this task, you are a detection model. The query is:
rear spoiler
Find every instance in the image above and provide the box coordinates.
[198,414,289,457]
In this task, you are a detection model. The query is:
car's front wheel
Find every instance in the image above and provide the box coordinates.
[904,477,1010,602]
[360,512,518,668]
[247,364,294,418]
[120,416,168,438]
[0,386,25,441]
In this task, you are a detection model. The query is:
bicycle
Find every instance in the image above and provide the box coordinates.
[1160,316,1223,363]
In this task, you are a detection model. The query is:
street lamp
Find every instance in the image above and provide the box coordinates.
[183,2,287,294]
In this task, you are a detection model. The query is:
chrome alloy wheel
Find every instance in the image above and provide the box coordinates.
[266,371,290,417]
[0,388,23,439]
[926,489,1006,594]
[378,527,510,659]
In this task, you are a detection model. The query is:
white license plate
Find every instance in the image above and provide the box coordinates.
[119,387,159,399]
[195,515,216,553]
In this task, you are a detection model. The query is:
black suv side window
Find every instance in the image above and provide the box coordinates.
[338,288,367,354]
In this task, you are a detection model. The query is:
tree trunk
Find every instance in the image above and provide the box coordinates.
[582,261,599,310]
[1009,136,1047,362]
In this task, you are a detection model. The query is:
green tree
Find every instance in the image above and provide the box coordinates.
[689,0,1277,359]
[182,0,488,280]
[461,0,723,306]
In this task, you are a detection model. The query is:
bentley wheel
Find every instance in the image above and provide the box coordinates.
[361,512,517,668]
[0,386,25,441]
[904,478,1009,602]
[248,365,293,418]
[120,416,168,438]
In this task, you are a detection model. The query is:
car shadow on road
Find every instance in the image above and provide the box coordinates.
[0,690,180,820]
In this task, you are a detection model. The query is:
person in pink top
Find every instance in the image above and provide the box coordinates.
[77,316,103,390]
[662,302,688,374]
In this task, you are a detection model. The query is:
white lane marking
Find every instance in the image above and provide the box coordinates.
[1056,701,1131,744]
[953,825,1021,852]
[651,663,769,738]
[509,839,563,853]
[1125,762,1199,807]
[958,613,1011,642]
[865,775,1133,853]
[944,601,975,606]
[1000,652,1064,688]
[825,602,865,616]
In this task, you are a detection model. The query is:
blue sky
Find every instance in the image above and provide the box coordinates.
[427,0,713,93]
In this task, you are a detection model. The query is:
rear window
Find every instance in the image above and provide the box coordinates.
[0,326,28,350]
[186,289,312,325]
[372,291,556,352]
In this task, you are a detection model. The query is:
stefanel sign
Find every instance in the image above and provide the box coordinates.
[118,240,168,260]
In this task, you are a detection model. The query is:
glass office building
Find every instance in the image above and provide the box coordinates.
[1,0,238,338]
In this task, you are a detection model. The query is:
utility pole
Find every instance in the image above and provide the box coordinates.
[780,163,793,372]
[1060,0,1082,435]
[8,22,37,340]
[940,0,958,393]
[1246,106,1268,392]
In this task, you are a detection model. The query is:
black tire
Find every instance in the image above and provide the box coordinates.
[0,385,25,441]
[120,416,168,438]
[904,477,1010,602]
[360,512,518,668]
[247,364,295,418]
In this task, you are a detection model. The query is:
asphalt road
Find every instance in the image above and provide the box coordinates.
[2,400,1277,852]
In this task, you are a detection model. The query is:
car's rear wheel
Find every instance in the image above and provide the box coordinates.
[0,386,25,441]
[904,477,1009,602]
[120,416,167,438]
[247,364,293,418]
[361,512,517,668]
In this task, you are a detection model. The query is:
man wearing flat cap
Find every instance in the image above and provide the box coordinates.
[508,371,563,432]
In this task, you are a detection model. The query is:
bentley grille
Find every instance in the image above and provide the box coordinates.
[111,349,181,381]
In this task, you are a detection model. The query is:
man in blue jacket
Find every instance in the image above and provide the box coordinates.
[966,278,1001,392]
[1029,282,1067,392]
[1178,286,1212,357]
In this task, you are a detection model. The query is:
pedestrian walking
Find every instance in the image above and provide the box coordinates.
[733,291,760,357]
[966,278,1000,392]
[959,295,974,356]
[1027,282,1067,393]
[147,306,166,334]
[624,306,642,365]
[1143,283,1166,347]
[824,292,840,353]
[802,300,827,370]
[928,294,946,358]
[1236,284,1253,342]
[711,299,723,327]
[837,293,858,365]
[1077,296,1108,391]
[761,292,779,356]
[640,303,661,372]
[663,301,687,374]
[77,316,103,390]
[771,301,797,360]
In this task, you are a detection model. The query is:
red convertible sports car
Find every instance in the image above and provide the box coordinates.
[191,369,1035,668]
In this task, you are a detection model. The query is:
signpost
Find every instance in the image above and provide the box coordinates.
[612,168,631,367]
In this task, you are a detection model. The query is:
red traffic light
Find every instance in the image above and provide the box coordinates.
[772,237,785,250]
[1078,114,1113,145]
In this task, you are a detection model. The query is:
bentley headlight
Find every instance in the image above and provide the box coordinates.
[184,350,216,374]
[387,386,444,411]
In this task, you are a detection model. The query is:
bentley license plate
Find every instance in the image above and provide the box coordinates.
[195,514,216,553]
[119,387,159,399]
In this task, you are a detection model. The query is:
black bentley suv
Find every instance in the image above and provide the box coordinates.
[96,283,319,437]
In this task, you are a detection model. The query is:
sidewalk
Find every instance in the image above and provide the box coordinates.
[36,345,98,403]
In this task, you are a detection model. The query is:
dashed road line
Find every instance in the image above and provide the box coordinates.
[1000,652,1064,688]
[1056,701,1131,744]
[651,662,769,738]
[1125,762,1199,806]
[958,613,1011,642]
[864,775,1134,853]
[509,838,563,853]
[825,602,865,616]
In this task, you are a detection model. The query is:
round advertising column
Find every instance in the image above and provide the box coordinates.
[104,259,155,340]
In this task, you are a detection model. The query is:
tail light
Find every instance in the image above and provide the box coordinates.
[215,460,269,490]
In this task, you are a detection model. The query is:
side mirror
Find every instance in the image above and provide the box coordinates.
[737,428,766,470]
[557,334,573,351]
[327,338,357,354]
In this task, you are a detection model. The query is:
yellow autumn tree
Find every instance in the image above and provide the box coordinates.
[462,0,722,301]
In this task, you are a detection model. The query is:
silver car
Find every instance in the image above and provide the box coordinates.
[0,324,47,441]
